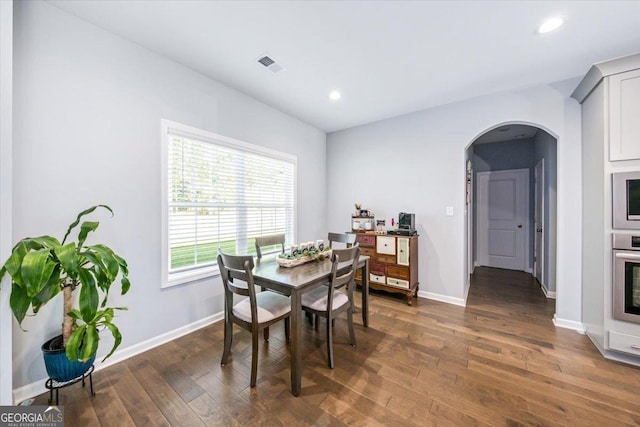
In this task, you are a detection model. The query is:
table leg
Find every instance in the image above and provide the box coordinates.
[362,259,369,327]
[290,289,302,396]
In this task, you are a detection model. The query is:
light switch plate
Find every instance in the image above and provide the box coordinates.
[446,206,454,216]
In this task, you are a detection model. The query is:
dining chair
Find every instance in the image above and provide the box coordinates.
[327,232,356,248]
[255,233,288,340]
[301,245,360,368]
[255,233,285,259]
[217,250,291,387]
[308,232,357,328]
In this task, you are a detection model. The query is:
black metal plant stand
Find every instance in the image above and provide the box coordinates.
[45,365,95,405]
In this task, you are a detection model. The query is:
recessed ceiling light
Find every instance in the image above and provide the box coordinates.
[538,17,564,34]
[329,91,341,101]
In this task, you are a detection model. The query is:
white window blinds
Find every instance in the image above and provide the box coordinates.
[163,121,296,285]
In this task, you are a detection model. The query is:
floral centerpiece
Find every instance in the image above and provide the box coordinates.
[276,240,332,268]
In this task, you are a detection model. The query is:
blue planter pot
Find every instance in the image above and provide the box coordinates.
[42,335,95,382]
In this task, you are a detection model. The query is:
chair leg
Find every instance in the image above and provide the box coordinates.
[264,327,270,341]
[251,329,259,387]
[326,314,334,369]
[314,314,319,331]
[284,317,290,341]
[347,306,356,347]
[221,320,233,365]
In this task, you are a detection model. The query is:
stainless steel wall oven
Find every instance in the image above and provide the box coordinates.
[613,234,640,323]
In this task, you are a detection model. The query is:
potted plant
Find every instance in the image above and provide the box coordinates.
[0,205,130,382]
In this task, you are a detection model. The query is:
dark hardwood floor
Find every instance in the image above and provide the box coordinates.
[33,267,640,426]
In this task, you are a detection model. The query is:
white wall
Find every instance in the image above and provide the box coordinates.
[327,79,582,323]
[12,0,326,395]
[0,0,14,406]
[552,79,583,331]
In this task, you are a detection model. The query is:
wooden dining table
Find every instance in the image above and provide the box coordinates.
[252,255,369,396]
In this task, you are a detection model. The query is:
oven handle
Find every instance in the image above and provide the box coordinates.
[615,252,640,260]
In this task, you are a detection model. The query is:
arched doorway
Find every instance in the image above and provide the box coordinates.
[465,123,557,301]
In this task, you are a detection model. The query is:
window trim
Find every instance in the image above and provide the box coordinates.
[160,119,297,288]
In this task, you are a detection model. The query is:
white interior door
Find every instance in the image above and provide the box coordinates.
[477,169,529,271]
[534,160,544,284]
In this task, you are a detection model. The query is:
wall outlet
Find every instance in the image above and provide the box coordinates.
[446,206,454,216]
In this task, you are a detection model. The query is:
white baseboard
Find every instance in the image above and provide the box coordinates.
[585,331,640,368]
[12,312,224,405]
[540,285,556,299]
[553,315,585,334]
[525,267,533,274]
[418,290,467,307]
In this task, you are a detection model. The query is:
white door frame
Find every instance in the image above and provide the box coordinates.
[476,168,530,272]
[534,159,545,286]
[466,159,473,276]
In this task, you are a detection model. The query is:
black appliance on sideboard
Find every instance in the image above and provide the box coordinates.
[388,212,417,235]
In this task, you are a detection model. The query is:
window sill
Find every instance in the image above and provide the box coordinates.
[162,266,220,289]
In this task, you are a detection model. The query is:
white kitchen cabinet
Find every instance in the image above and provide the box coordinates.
[572,52,640,367]
[609,68,640,161]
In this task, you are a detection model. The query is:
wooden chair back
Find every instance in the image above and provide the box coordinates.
[255,233,285,259]
[327,232,356,248]
[217,251,258,320]
[329,245,361,297]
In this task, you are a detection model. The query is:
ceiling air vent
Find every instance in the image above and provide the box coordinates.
[257,55,285,73]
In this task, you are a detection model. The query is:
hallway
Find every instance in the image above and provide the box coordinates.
[468,266,556,323]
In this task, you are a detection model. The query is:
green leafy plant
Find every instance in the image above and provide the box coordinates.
[0,205,130,362]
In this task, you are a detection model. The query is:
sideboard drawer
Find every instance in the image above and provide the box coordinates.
[376,254,396,264]
[387,265,409,280]
[356,234,376,247]
[387,277,410,289]
[377,236,396,255]
[370,273,386,284]
[359,247,376,257]
[369,261,386,276]
[609,331,640,356]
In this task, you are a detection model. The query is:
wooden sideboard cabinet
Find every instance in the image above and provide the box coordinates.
[353,232,419,305]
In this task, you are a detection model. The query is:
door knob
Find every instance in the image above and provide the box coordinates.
[517,224,523,228]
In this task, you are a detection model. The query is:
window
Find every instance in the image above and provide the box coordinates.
[161,120,296,287]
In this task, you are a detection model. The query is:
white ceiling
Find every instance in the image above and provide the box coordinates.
[48,0,640,133]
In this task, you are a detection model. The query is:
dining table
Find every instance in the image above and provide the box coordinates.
[252,254,369,396]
